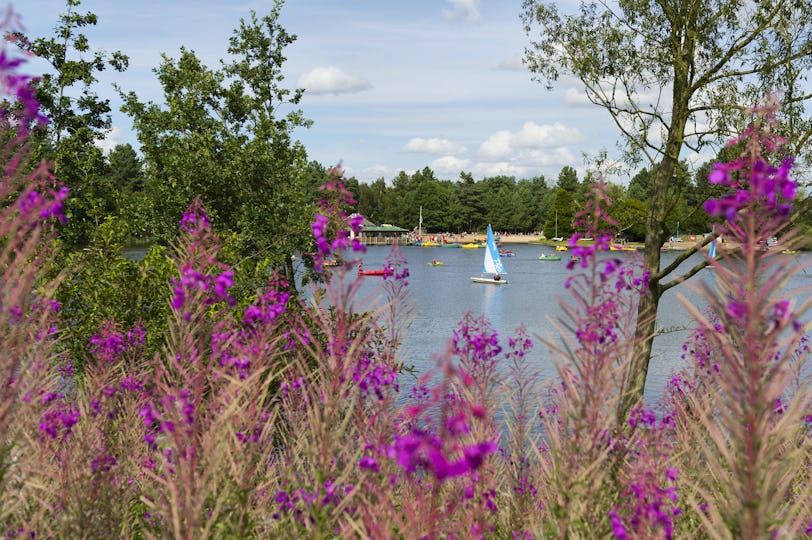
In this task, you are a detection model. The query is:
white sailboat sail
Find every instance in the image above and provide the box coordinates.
[482,225,505,274]
[471,224,508,284]
[708,236,717,258]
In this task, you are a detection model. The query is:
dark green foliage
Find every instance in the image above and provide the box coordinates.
[15,0,129,248]
[120,2,314,288]
[53,218,174,372]
[543,189,575,238]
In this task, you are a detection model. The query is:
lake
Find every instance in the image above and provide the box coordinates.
[348,243,812,403]
[124,242,810,404]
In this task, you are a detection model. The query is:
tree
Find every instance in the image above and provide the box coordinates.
[543,188,574,238]
[522,0,812,416]
[556,165,578,192]
[16,0,129,246]
[627,168,652,202]
[120,1,313,289]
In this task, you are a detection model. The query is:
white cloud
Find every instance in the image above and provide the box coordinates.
[477,130,513,160]
[514,121,586,147]
[471,161,528,177]
[442,0,480,23]
[562,87,594,107]
[496,55,527,72]
[477,122,585,160]
[431,156,472,175]
[95,126,124,154]
[520,147,580,167]
[298,66,372,95]
[402,137,467,155]
[355,165,394,182]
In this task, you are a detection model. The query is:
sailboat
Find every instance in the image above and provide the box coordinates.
[471,224,508,285]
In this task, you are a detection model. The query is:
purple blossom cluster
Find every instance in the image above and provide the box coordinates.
[39,401,80,439]
[17,186,69,225]
[89,321,146,364]
[352,352,399,399]
[388,429,497,482]
[242,284,290,327]
[308,166,367,272]
[704,94,796,227]
[452,313,503,366]
[171,265,235,317]
[704,157,796,220]
[0,8,49,130]
[272,481,355,525]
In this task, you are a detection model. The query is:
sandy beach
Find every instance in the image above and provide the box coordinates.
[450,233,712,251]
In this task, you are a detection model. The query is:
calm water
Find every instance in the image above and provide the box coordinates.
[123,242,811,403]
[349,243,812,403]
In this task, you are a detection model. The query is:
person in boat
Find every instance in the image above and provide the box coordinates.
[493,273,500,281]
[432,259,437,265]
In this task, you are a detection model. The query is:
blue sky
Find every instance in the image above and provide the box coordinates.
[19,0,626,184]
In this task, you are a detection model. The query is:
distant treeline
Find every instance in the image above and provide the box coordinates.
[325,160,755,242]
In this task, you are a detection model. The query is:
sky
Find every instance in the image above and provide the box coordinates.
[18,0,630,184]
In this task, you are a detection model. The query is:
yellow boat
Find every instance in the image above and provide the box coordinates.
[421,241,439,247]
[555,245,568,252]
[461,242,483,249]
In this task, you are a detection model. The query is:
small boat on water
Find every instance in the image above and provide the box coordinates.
[441,242,461,248]
[421,240,439,247]
[471,225,508,285]
[428,259,444,266]
[556,245,568,252]
[461,242,483,249]
[358,263,386,276]
[538,253,561,261]
[499,250,515,257]
[610,244,637,251]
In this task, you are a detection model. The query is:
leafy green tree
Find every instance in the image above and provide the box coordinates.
[53,218,174,372]
[120,2,313,289]
[556,166,579,192]
[357,178,389,224]
[16,0,129,246]
[609,198,648,241]
[528,175,551,231]
[511,180,538,232]
[627,168,652,202]
[523,0,812,416]
[543,188,574,238]
[456,172,486,232]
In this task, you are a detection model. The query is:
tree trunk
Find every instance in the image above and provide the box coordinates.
[618,21,696,420]
[619,161,669,419]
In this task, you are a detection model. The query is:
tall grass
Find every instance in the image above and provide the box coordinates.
[1,11,810,538]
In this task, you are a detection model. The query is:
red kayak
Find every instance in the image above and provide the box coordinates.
[358,263,386,276]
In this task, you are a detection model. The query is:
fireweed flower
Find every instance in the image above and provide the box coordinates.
[171,265,236,318]
[308,166,367,272]
[0,9,50,130]
[179,207,211,234]
[388,428,497,482]
[89,321,146,364]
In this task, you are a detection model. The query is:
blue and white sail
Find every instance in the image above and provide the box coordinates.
[482,224,506,274]
[708,236,717,259]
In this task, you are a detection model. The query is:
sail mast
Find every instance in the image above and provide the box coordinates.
[419,206,423,237]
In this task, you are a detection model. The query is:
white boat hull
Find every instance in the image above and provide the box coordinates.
[470,276,508,285]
